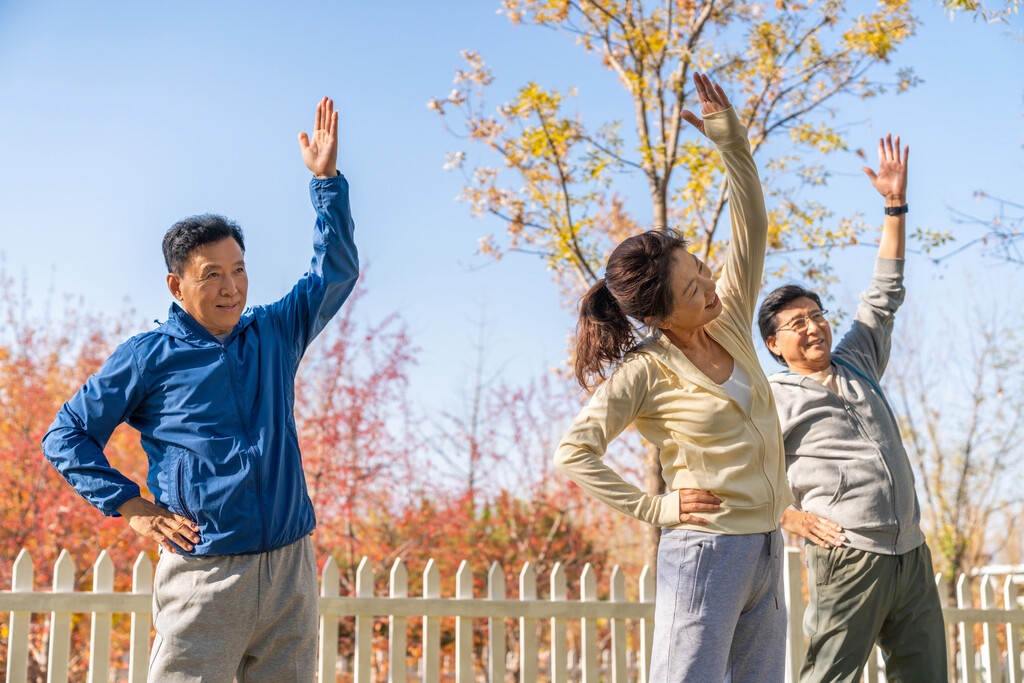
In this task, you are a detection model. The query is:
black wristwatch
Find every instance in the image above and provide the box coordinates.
[884,204,909,216]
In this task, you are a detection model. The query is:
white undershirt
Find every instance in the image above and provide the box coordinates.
[806,365,839,394]
[720,362,752,413]
[214,333,230,345]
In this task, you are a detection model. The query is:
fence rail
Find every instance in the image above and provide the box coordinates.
[2,546,1022,682]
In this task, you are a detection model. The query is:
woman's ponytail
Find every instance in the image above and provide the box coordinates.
[574,279,637,389]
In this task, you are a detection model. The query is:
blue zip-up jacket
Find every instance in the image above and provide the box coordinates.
[41,174,358,556]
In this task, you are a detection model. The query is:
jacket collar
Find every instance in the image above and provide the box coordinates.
[155,303,255,346]
[634,328,729,395]
[769,360,837,387]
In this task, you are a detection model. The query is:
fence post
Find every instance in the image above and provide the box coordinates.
[389,558,408,682]
[783,546,804,683]
[550,562,568,683]
[455,560,474,683]
[354,557,374,683]
[609,565,627,683]
[319,556,339,682]
[863,646,881,682]
[128,552,152,683]
[958,573,978,681]
[87,550,114,683]
[580,563,598,683]
[639,565,654,683]
[6,548,33,682]
[1006,576,1022,683]
[937,573,956,680]
[47,548,76,682]
[423,559,441,682]
[487,562,506,683]
[981,576,1000,683]
[519,563,537,683]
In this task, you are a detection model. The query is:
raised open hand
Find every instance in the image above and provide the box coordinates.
[862,133,907,204]
[299,97,339,178]
[681,72,732,139]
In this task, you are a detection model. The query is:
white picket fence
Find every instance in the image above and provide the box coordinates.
[2,546,1023,682]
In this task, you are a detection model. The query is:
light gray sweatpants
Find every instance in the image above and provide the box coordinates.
[649,528,786,683]
[150,535,319,683]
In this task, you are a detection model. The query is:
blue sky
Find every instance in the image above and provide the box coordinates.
[1,1,1022,415]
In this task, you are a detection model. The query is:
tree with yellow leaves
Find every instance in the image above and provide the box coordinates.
[430,0,941,569]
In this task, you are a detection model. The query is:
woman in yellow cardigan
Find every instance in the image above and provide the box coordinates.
[554,74,791,682]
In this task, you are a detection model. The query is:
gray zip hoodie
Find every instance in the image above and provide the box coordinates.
[768,258,924,555]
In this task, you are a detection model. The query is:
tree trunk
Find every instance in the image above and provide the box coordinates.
[643,442,666,578]
[651,185,668,233]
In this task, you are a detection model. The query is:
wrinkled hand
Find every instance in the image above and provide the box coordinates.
[681,72,732,139]
[118,496,200,554]
[862,133,908,205]
[299,97,339,179]
[781,508,845,549]
[678,488,722,525]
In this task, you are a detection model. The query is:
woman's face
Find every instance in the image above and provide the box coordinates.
[656,249,722,334]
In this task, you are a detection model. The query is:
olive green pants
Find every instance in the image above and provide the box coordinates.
[801,542,946,682]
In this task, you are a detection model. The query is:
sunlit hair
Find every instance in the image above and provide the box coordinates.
[574,230,689,389]
[757,284,825,365]
[162,214,245,275]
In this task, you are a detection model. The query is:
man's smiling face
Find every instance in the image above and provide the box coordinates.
[766,296,833,374]
[167,236,248,336]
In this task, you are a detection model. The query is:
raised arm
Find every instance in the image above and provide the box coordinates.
[682,73,768,328]
[267,97,359,355]
[834,134,909,378]
[862,134,908,259]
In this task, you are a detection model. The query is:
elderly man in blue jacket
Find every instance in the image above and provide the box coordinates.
[42,97,357,681]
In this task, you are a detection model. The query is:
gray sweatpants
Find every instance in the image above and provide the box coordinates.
[150,535,319,683]
[801,541,946,682]
[649,528,786,683]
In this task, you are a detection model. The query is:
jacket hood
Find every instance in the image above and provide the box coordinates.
[768,362,836,389]
[155,303,256,346]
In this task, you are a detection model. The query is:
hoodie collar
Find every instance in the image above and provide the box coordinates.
[155,303,255,346]
[635,328,730,395]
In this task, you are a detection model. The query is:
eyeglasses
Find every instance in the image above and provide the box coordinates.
[775,310,829,334]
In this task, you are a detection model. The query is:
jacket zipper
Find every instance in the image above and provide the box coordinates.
[222,348,269,551]
[663,354,779,514]
[839,391,901,554]
[175,456,196,524]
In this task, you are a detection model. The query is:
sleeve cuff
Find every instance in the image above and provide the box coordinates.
[102,486,143,518]
[703,108,749,151]
[873,257,905,278]
[655,488,682,527]
[311,172,346,186]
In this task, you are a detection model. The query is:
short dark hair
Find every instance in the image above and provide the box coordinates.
[162,214,245,275]
[757,284,824,365]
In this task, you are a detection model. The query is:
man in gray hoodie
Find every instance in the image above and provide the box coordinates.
[757,135,946,682]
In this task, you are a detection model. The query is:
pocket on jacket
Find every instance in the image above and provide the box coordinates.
[826,457,896,529]
[167,446,199,523]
